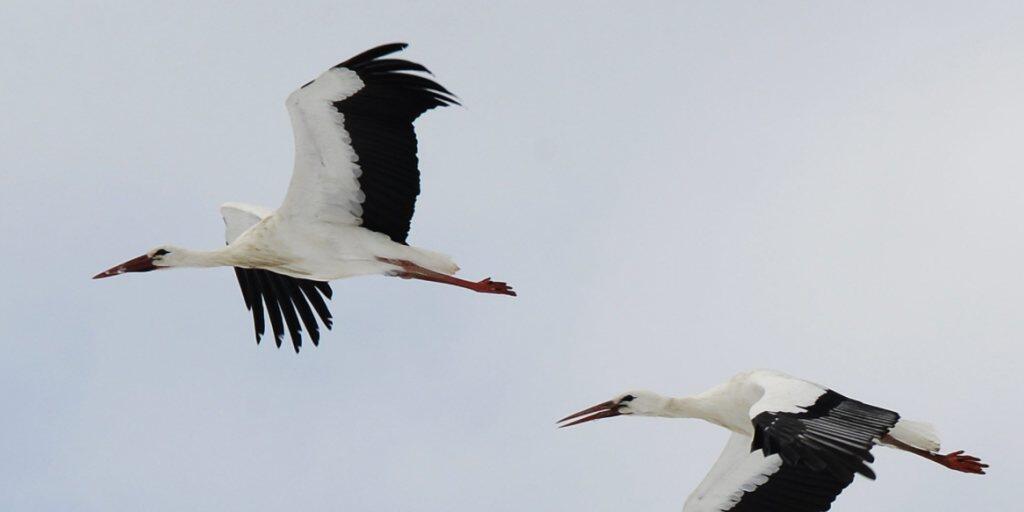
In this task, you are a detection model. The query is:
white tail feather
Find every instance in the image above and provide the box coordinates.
[408,247,459,275]
[888,419,941,453]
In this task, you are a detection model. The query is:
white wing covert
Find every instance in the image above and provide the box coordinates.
[683,432,784,512]
[220,202,272,243]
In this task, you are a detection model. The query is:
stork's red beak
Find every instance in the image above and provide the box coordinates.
[557,400,624,428]
[92,253,159,279]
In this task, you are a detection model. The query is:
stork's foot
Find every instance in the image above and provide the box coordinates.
[474,278,516,296]
[382,258,516,297]
[937,450,988,474]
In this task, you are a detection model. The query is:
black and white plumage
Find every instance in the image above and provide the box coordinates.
[95,43,515,352]
[559,369,986,511]
[279,43,459,245]
[221,202,335,349]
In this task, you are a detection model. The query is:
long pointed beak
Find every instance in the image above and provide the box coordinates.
[557,400,623,428]
[93,253,158,279]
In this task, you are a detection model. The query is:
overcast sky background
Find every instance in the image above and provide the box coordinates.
[2,2,1022,510]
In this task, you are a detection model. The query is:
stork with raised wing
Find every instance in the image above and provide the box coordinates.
[559,369,986,511]
[94,43,515,352]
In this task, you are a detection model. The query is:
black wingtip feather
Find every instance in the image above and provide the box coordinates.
[335,43,460,108]
[298,282,334,331]
[254,272,285,348]
[314,280,333,299]
[360,59,432,75]
[234,268,266,344]
[233,268,333,352]
[283,278,321,347]
[336,42,409,70]
[267,273,304,353]
[233,267,253,310]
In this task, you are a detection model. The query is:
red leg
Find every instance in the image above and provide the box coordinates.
[930,450,989,474]
[881,435,988,474]
[380,259,515,296]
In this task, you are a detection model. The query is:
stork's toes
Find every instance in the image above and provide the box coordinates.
[940,450,988,474]
[476,278,516,296]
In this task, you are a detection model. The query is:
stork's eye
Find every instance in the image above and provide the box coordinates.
[620,395,636,402]
[153,249,170,257]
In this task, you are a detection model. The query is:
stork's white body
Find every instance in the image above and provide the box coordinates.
[219,205,456,281]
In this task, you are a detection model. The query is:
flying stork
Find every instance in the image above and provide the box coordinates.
[94,43,515,352]
[559,369,986,511]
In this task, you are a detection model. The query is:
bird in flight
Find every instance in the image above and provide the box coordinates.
[94,43,515,352]
[559,369,986,511]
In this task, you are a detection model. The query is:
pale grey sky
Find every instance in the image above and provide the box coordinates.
[1,1,1021,510]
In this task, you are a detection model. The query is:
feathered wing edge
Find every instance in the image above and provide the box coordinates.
[696,390,902,512]
[334,42,460,108]
[328,42,459,243]
[233,267,333,353]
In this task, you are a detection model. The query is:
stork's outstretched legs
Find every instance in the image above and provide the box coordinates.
[881,434,988,474]
[379,258,516,296]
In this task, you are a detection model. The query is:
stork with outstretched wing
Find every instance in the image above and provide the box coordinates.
[560,369,986,511]
[95,43,515,352]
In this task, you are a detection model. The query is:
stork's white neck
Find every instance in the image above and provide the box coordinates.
[162,247,237,269]
[656,389,751,433]
[631,391,733,425]
[661,396,714,419]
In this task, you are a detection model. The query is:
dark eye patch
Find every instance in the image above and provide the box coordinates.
[153,249,170,256]
[621,395,636,402]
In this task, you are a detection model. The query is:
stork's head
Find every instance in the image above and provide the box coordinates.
[92,246,177,279]
[557,390,669,427]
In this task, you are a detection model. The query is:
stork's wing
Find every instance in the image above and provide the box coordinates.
[220,203,333,352]
[276,43,458,244]
[221,202,272,242]
[684,432,783,511]
[684,389,899,512]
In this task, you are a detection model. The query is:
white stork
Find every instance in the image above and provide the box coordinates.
[559,369,986,511]
[94,43,515,352]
